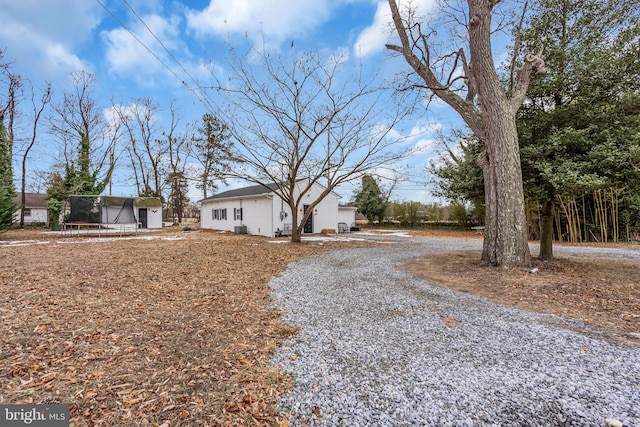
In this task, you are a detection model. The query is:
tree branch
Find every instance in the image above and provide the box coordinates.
[509,1,529,95]
[386,0,484,135]
[510,49,546,113]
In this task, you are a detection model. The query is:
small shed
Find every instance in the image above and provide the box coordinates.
[13,193,49,224]
[135,197,163,229]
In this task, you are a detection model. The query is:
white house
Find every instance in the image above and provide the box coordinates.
[199,179,352,237]
[13,193,49,224]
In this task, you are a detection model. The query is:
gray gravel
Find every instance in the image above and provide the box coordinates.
[270,237,640,426]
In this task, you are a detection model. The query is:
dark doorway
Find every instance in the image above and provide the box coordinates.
[138,208,148,229]
[303,205,313,233]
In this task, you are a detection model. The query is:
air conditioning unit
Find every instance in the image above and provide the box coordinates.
[234,225,247,234]
[283,223,292,236]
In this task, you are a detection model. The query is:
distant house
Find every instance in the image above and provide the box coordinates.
[13,193,49,224]
[200,179,354,237]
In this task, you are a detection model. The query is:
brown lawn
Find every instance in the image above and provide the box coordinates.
[406,229,640,346]
[0,226,638,427]
[0,227,357,426]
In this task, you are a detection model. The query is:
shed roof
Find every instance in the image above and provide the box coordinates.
[136,197,163,207]
[13,193,48,208]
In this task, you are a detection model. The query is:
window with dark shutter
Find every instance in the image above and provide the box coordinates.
[234,208,242,221]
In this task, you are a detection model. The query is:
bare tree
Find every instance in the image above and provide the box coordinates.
[163,101,190,223]
[214,48,409,243]
[19,82,51,227]
[113,98,165,197]
[386,0,545,267]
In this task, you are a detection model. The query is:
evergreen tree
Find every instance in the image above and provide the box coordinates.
[0,112,15,230]
[47,71,114,228]
[518,0,640,256]
[192,113,235,199]
[428,132,485,222]
[354,175,387,223]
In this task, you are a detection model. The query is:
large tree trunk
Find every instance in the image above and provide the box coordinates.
[470,0,531,268]
[539,197,554,260]
[386,0,538,267]
[289,206,302,243]
[478,110,532,267]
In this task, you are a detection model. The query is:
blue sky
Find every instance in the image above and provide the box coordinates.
[1,0,465,204]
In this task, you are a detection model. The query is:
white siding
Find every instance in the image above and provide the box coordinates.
[200,179,344,237]
[200,199,240,232]
[271,195,293,236]
[293,180,339,233]
[148,208,163,228]
[337,207,356,225]
[136,207,163,229]
[242,197,274,237]
[201,196,275,237]
[13,208,49,224]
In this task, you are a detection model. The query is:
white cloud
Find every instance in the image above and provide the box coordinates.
[353,1,392,58]
[413,137,435,153]
[353,0,437,58]
[0,0,100,79]
[186,0,332,47]
[102,14,184,86]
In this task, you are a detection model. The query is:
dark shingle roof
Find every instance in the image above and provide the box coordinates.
[199,182,281,202]
[13,193,48,208]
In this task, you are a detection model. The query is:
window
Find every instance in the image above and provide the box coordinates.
[212,208,228,221]
[234,208,243,221]
[23,208,31,217]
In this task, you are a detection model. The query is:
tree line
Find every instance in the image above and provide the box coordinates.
[3,0,635,267]
[0,59,235,229]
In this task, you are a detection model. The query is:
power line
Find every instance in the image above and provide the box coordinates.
[94,0,216,113]
[119,0,217,112]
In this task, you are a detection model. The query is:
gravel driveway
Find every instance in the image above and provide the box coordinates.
[271,237,640,426]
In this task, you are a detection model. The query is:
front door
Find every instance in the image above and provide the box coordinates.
[138,208,148,229]
[303,205,313,233]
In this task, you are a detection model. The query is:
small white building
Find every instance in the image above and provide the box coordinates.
[200,179,351,237]
[135,197,163,229]
[337,205,357,227]
[13,193,49,224]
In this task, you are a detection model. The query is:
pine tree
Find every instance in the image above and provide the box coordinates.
[354,175,387,224]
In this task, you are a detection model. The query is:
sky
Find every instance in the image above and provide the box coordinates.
[0,0,467,205]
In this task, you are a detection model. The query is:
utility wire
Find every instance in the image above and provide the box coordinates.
[94,0,215,113]
[120,0,217,112]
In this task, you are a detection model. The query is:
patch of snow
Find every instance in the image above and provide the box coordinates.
[0,240,51,247]
[55,235,185,244]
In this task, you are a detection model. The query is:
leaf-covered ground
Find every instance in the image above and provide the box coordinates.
[1,227,637,427]
[0,228,359,426]
[406,232,640,346]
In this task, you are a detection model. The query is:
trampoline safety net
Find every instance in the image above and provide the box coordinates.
[67,195,137,224]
